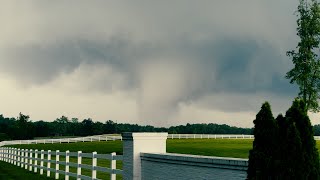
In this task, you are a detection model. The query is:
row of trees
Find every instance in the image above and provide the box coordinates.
[248,100,320,179]
[0,113,253,141]
[248,0,320,178]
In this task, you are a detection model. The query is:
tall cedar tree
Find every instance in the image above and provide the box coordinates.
[284,99,320,179]
[251,100,320,179]
[277,113,304,179]
[247,102,278,180]
[286,0,320,112]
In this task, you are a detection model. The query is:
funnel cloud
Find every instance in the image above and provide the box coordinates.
[0,1,314,127]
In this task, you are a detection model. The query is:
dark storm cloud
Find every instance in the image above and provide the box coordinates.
[0,36,147,87]
[0,0,302,125]
[1,33,298,99]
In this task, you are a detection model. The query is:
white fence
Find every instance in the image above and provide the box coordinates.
[0,147,123,180]
[0,134,122,147]
[168,134,254,139]
[168,134,320,140]
[3,133,320,147]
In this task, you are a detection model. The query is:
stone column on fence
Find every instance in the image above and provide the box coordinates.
[122,132,168,180]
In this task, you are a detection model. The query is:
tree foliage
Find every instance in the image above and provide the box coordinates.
[248,100,320,179]
[0,113,252,141]
[286,0,320,112]
[285,99,320,179]
[247,102,278,179]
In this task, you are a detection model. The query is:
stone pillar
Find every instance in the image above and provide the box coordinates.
[122,132,168,180]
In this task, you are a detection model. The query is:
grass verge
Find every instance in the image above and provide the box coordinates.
[0,161,52,180]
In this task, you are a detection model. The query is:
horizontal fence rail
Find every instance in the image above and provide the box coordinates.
[0,147,122,180]
[167,134,255,139]
[0,134,122,147]
[2,134,320,147]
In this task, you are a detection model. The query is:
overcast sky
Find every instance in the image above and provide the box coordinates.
[1,0,318,128]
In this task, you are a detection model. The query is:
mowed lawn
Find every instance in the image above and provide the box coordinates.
[8,138,320,159]
[6,139,250,160]
[0,161,53,180]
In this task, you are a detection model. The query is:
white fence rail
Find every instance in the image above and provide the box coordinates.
[0,134,122,147]
[0,147,123,180]
[3,133,320,147]
[168,134,254,139]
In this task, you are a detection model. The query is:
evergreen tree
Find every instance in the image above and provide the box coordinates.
[247,102,278,179]
[285,99,320,179]
[279,121,304,179]
[249,100,320,179]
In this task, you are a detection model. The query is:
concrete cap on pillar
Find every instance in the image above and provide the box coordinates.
[122,132,168,140]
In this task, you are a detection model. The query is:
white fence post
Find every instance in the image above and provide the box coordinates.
[17,148,20,166]
[7,147,9,163]
[29,149,33,171]
[122,132,168,180]
[47,150,51,177]
[25,149,29,170]
[111,152,116,180]
[40,150,44,175]
[92,151,97,179]
[1,148,3,161]
[12,148,15,164]
[77,151,82,180]
[14,148,17,165]
[65,150,70,180]
[12,147,15,164]
[9,147,12,164]
[34,149,38,173]
[5,147,8,162]
[55,150,60,179]
[20,149,24,168]
[4,147,7,162]
[8,147,11,163]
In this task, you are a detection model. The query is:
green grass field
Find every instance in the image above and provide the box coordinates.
[0,161,53,180]
[7,139,253,158]
[5,138,320,179]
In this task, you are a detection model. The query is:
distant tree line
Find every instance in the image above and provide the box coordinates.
[0,113,253,141]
